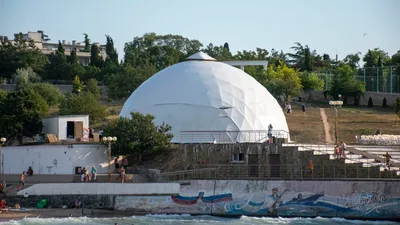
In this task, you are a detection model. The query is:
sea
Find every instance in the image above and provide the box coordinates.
[0,215,398,225]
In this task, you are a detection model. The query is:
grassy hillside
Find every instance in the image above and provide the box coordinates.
[50,100,400,145]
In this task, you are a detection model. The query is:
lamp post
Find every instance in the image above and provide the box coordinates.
[102,136,117,177]
[329,95,343,145]
[0,137,6,179]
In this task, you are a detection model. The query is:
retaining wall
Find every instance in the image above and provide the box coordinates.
[115,180,400,220]
[17,183,180,196]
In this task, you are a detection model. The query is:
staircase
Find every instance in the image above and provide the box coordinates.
[283,143,400,178]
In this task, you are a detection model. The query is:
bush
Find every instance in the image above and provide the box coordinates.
[368,97,373,107]
[382,98,388,108]
[395,97,400,117]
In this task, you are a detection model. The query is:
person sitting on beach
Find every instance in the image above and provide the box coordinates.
[75,199,81,209]
[27,166,33,176]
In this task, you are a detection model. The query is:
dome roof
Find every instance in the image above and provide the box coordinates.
[120,52,290,143]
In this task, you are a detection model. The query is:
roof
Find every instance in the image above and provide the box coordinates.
[186,51,216,61]
[120,52,289,143]
[43,114,90,119]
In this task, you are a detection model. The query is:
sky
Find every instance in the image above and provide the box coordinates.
[1,0,399,61]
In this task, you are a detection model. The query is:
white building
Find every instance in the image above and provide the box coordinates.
[120,52,290,143]
[1,144,109,175]
[42,115,90,141]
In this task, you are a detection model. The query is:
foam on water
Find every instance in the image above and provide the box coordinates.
[0,215,398,225]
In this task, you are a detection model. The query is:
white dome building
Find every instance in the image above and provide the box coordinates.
[120,52,290,143]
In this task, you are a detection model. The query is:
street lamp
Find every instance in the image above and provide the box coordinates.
[102,136,117,178]
[0,137,6,178]
[329,95,343,145]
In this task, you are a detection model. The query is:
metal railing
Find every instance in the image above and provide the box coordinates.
[180,130,290,143]
[156,164,400,181]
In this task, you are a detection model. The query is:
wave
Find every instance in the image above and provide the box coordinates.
[0,215,397,225]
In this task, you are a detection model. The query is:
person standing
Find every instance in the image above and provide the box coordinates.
[17,172,25,191]
[122,157,129,170]
[120,169,126,183]
[384,152,392,171]
[91,166,97,181]
[302,104,306,114]
[339,140,347,158]
[286,103,292,114]
[99,129,104,141]
[308,160,314,178]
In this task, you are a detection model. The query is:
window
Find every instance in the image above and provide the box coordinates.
[231,153,244,163]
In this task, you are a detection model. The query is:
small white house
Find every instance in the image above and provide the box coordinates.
[42,115,90,141]
[1,144,110,175]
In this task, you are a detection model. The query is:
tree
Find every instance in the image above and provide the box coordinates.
[90,44,104,68]
[82,33,91,52]
[264,63,302,102]
[0,89,48,144]
[43,45,71,80]
[391,50,400,66]
[68,49,79,64]
[103,112,173,162]
[343,53,361,69]
[84,78,100,98]
[105,35,118,65]
[300,72,325,91]
[0,34,48,79]
[203,43,233,60]
[12,67,41,89]
[80,65,102,81]
[107,64,156,99]
[26,82,64,107]
[363,48,391,67]
[59,92,106,124]
[57,41,65,54]
[329,64,365,105]
[395,97,400,117]
[72,75,84,94]
[124,33,203,69]
[287,42,316,71]
[223,42,230,52]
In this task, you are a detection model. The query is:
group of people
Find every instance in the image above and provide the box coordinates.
[334,140,347,159]
[89,127,104,140]
[114,157,129,183]
[80,166,97,182]
[282,102,307,114]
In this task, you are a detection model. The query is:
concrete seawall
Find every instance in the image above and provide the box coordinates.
[5,180,399,221]
[116,180,400,220]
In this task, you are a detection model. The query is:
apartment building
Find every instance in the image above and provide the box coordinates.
[12,31,107,66]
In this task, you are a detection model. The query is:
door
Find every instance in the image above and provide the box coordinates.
[248,154,259,177]
[66,121,75,138]
[269,154,281,177]
[74,121,83,139]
